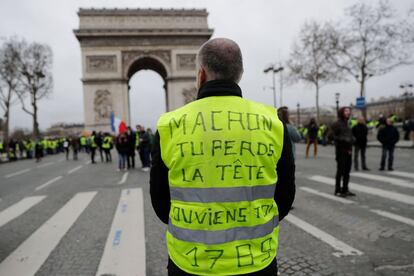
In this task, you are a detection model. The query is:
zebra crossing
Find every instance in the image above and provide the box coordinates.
[0,169,413,275]
[0,188,145,276]
[290,170,414,259]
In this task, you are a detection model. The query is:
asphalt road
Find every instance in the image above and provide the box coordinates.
[0,144,413,276]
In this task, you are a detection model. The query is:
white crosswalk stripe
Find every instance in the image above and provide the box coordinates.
[299,187,355,204]
[285,214,364,257]
[370,209,414,227]
[387,170,414,179]
[351,172,414,189]
[0,196,46,228]
[300,185,414,228]
[96,188,146,276]
[309,175,414,205]
[0,191,96,276]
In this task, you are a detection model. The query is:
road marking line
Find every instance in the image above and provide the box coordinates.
[4,168,32,178]
[300,186,414,227]
[0,191,96,275]
[118,172,129,185]
[96,188,145,276]
[370,209,414,227]
[35,176,63,191]
[299,187,355,204]
[36,162,53,169]
[388,171,414,179]
[0,196,46,228]
[351,172,413,189]
[310,175,414,206]
[285,214,363,257]
[67,165,83,174]
[375,262,414,271]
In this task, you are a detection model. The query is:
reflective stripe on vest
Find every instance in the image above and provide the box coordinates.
[170,184,276,203]
[157,96,284,275]
[168,215,279,245]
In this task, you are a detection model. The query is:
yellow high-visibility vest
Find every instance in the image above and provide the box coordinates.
[90,136,97,148]
[102,136,112,149]
[157,96,284,275]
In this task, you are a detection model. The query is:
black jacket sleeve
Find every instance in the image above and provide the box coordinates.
[150,131,170,224]
[274,123,296,221]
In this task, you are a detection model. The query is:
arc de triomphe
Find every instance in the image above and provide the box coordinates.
[74,8,213,131]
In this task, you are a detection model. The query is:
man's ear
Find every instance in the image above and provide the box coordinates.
[197,66,207,89]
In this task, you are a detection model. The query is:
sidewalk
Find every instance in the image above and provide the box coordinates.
[367,140,414,149]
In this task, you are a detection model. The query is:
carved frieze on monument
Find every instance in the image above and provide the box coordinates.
[122,50,171,66]
[94,90,113,122]
[182,87,197,104]
[122,50,171,77]
[177,54,196,71]
[86,55,117,72]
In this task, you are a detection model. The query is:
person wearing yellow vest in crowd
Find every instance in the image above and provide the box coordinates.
[0,140,4,163]
[150,38,295,276]
[41,138,47,156]
[24,139,34,159]
[102,133,113,162]
[90,131,97,164]
[80,135,87,153]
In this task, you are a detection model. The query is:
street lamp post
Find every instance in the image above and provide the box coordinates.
[296,102,300,126]
[335,92,340,113]
[264,64,284,108]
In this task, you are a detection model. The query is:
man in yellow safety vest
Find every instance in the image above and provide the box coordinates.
[150,38,295,275]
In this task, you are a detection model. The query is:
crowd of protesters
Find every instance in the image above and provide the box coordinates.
[0,137,71,163]
[0,124,155,172]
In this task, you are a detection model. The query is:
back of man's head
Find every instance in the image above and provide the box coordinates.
[197,38,243,83]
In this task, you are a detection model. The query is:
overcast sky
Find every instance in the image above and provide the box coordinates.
[1,0,413,131]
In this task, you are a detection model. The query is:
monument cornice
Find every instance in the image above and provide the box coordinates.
[74,29,214,39]
[78,8,209,17]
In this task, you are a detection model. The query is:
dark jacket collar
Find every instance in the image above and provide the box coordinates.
[197,80,243,100]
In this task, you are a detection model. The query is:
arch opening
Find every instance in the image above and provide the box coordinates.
[128,57,167,131]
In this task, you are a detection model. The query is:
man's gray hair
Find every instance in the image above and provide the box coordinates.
[197,38,244,83]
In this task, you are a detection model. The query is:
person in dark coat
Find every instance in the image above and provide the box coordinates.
[305,118,319,158]
[116,133,128,171]
[35,140,43,162]
[352,116,369,171]
[71,136,80,160]
[126,126,136,169]
[377,118,400,171]
[95,132,104,163]
[330,107,355,197]
[137,125,151,171]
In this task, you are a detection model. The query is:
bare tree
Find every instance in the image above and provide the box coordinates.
[0,37,24,146]
[287,21,342,121]
[18,42,53,139]
[328,0,414,113]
